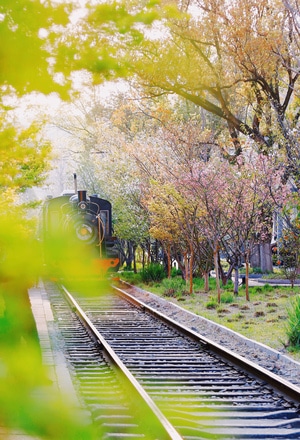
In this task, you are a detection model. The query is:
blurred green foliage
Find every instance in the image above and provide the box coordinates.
[0,0,177,437]
[0,118,51,197]
[0,0,97,431]
[0,211,98,438]
[0,105,100,436]
[0,0,71,96]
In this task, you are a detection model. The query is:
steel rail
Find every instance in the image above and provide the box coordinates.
[60,284,183,440]
[113,284,300,405]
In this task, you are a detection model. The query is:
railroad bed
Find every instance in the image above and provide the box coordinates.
[43,281,300,439]
[116,281,300,388]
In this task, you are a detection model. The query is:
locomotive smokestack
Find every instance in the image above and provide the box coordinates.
[73,173,77,194]
[78,190,87,202]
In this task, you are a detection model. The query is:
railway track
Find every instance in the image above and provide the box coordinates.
[46,281,300,439]
[46,282,178,440]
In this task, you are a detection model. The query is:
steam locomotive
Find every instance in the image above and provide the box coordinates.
[42,184,120,279]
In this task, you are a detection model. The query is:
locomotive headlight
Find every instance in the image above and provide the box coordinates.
[79,226,90,237]
[76,224,93,241]
[76,223,93,241]
[74,219,98,244]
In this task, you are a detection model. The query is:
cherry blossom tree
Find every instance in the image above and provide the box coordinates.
[178,158,234,300]
[178,153,288,300]
[144,179,205,293]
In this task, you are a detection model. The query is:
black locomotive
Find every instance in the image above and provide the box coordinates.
[42,186,120,279]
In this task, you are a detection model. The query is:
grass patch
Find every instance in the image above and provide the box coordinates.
[162,277,186,297]
[221,291,234,304]
[206,297,218,309]
[217,307,230,315]
[227,312,244,322]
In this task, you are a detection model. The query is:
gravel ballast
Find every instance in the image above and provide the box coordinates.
[117,280,300,388]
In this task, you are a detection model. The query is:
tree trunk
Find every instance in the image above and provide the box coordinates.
[133,245,137,274]
[124,241,134,271]
[147,241,151,265]
[166,244,171,278]
[234,267,239,295]
[260,243,273,273]
[184,252,189,283]
[245,251,250,301]
[175,253,186,280]
[214,244,221,303]
[250,244,260,269]
[251,242,273,272]
[217,253,228,285]
[189,250,194,294]
[204,272,209,292]
[218,255,234,285]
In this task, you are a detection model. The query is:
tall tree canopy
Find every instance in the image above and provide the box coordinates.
[62,0,300,185]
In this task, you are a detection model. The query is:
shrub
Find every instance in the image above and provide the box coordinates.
[162,277,186,296]
[263,283,273,292]
[223,280,234,291]
[120,271,142,285]
[278,225,300,287]
[207,277,217,290]
[221,291,234,303]
[140,263,166,283]
[122,265,133,271]
[171,267,182,277]
[286,296,300,349]
[192,277,205,290]
[252,267,263,274]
